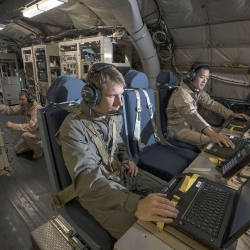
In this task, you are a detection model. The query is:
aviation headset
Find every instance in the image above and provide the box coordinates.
[186,62,210,82]
[81,63,117,107]
[21,89,34,103]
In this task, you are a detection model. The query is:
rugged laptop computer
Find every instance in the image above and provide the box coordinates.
[225,118,250,132]
[216,142,250,179]
[161,173,250,250]
[205,135,248,159]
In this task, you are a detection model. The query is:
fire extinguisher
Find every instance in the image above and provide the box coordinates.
[6,93,12,105]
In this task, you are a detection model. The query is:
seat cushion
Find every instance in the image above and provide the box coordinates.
[167,138,201,154]
[137,144,198,182]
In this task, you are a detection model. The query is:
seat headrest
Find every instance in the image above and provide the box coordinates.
[124,69,148,89]
[116,66,131,76]
[46,75,86,103]
[156,70,175,86]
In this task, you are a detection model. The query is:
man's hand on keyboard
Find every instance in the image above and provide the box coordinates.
[203,127,235,148]
[230,113,250,121]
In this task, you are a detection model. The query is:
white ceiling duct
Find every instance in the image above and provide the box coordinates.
[92,0,160,88]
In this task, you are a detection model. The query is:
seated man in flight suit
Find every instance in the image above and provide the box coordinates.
[0,89,43,160]
[55,63,179,239]
[166,62,250,150]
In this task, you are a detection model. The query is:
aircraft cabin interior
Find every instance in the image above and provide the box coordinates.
[0,0,250,250]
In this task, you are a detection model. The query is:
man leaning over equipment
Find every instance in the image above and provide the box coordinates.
[55,63,179,239]
[166,62,250,150]
[0,89,43,160]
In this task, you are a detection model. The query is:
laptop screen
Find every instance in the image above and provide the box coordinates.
[225,178,250,243]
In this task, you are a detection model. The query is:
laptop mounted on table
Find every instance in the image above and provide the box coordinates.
[205,135,248,159]
[225,118,250,132]
[161,173,250,250]
[216,142,250,179]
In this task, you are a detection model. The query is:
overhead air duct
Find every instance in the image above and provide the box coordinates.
[92,0,160,88]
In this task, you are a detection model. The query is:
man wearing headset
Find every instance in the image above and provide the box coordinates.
[0,89,43,160]
[56,63,179,239]
[166,62,250,149]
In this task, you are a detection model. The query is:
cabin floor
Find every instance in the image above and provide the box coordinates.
[0,113,57,250]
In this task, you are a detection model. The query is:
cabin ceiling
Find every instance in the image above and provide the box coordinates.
[0,0,250,66]
[0,0,250,70]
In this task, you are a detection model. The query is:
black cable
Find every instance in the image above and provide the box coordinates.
[142,9,158,19]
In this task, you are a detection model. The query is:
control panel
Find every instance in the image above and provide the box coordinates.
[59,41,79,77]
[59,36,132,80]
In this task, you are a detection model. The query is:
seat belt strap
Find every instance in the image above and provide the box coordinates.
[75,110,117,172]
[133,90,142,151]
[141,89,160,143]
[61,104,119,169]
[109,116,118,168]
[157,174,200,230]
[167,122,188,138]
[51,184,76,209]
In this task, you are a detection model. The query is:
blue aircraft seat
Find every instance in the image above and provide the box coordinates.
[46,75,85,105]
[156,70,201,154]
[38,77,116,250]
[122,70,198,181]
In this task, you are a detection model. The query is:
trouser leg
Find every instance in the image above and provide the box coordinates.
[13,138,31,154]
[120,169,167,198]
[174,128,211,150]
[101,210,138,240]
[21,131,43,154]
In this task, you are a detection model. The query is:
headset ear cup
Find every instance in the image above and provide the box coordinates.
[21,89,34,103]
[28,94,34,103]
[81,84,101,107]
[186,69,195,82]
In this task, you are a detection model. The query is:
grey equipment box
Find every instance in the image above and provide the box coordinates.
[30,215,91,250]
[0,129,10,176]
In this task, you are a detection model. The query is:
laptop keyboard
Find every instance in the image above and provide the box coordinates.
[231,137,248,151]
[182,183,231,238]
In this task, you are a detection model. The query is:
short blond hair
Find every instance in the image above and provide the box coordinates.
[86,67,126,90]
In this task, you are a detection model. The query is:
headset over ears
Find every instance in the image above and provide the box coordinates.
[21,89,34,103]
[186,62,210,82]
[81,63,116,107]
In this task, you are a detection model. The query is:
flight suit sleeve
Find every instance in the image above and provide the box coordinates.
[0,104,23,116]
[198,91,233,118]
[56,119,140,215]
[11,116,39,132]
[173,88,210,133]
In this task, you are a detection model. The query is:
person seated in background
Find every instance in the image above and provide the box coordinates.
[0,89,43,160]
[166,62,250,150]
[55,63,179,240]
